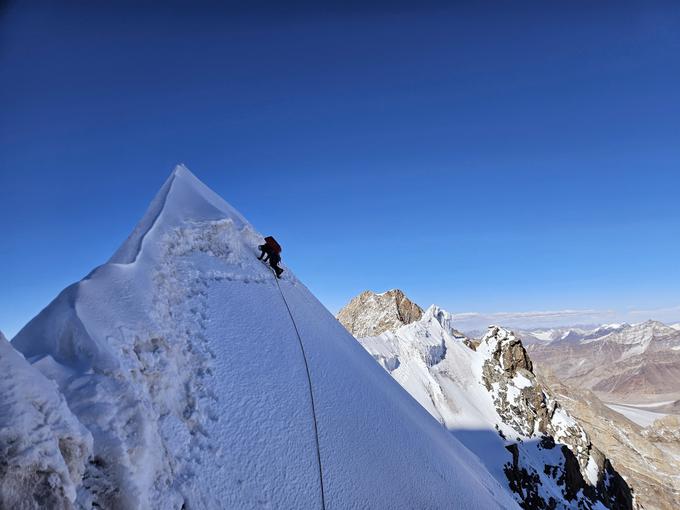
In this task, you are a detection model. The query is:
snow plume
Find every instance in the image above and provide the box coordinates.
[7,166,517,509]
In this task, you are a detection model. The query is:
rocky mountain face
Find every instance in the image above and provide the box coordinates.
[541,375,680,510]
[339,292,638,509]
[337,289,423,338]
[525,321,680,404]
[467,319,680,510]
[476,327,633,509]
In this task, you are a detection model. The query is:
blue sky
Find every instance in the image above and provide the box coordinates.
[1,2,679,336]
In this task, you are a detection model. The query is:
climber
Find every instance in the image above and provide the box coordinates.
[258,236,284,278]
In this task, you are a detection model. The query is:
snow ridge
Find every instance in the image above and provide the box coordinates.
[7,166,518,509]
[108,165,176,265]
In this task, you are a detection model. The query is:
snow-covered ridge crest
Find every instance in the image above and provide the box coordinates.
[8,167,518,509]
[12,171,269,507]
[423,304,467,339]
[109,164,249,265]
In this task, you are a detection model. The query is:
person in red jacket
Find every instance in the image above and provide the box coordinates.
[257,236,284,278]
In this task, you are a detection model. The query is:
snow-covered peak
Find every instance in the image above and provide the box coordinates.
[584,322,628,337]
[337,288,423,337]
[518,322,630,346]
[581,319,677,346]
[671,322,680,331]
[109,164,249,265]
[9,167,516,509]
[421,304,466,338]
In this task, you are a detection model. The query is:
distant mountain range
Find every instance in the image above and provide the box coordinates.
[517,321,680,405]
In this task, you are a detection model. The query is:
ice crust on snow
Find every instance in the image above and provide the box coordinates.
[9,166,517,509]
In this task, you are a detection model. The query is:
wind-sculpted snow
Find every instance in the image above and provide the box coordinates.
[11,166,517,509]
[0,331,92,509]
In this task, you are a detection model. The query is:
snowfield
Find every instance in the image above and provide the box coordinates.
[6,166,518,509]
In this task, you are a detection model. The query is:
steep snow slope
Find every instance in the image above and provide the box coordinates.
[11,166,517,509]
[355,305,635,509]
[0,331,92,509]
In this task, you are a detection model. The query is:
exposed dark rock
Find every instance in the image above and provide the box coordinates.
[481,326,637,510]
[504,444,553,510]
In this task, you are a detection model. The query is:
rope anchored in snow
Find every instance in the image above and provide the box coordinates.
[272,274,326,510]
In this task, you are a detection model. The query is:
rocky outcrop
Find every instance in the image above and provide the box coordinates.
[642,415,680,443]
[478,326,637,509]
[337,289,423,338]
[354,298,639,510]
[541,374,680,510]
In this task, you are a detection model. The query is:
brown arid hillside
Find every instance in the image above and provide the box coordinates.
[535,371,680,510]
[526,321,680,405]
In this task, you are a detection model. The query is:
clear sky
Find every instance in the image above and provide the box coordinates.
[1,2,679,337]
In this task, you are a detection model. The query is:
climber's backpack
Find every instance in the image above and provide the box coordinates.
[264,236,282,254]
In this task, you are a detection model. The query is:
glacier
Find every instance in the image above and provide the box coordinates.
[6,165,518,509]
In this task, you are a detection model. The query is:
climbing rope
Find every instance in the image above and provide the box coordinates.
[272,273,327,510]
